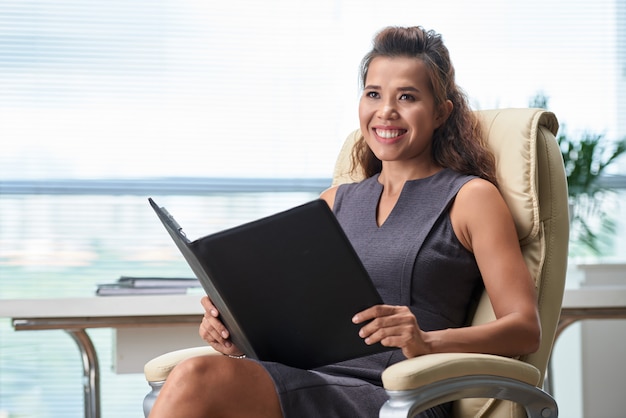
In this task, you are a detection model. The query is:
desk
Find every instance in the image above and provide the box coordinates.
[543,286,626,395]
[556,286,626,338]
[0,294,204,418]
[2,288,626,418]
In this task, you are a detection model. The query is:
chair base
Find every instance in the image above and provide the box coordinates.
[143,380,164,418]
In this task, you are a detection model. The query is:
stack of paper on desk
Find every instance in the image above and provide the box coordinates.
[96,276,200,296]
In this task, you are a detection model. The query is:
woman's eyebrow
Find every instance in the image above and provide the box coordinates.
[363,85,422,94]
[397,86,421,93]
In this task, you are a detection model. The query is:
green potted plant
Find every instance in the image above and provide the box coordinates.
[530,93,626,255]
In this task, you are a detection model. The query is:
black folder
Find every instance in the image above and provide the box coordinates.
[149,198,389,369]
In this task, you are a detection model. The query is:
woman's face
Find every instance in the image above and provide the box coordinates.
[359,56,448,168]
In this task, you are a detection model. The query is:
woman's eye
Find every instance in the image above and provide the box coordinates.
[399,94,415,101]
[366,91,379,99]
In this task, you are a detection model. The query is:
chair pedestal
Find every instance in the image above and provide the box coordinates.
[143,381,164,418]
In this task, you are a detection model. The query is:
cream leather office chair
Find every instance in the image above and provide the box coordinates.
[143,108,569,418]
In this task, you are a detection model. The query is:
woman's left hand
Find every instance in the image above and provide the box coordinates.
[352,304,430,358]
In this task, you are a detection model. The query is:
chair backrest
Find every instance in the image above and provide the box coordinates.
[331,108,570,418]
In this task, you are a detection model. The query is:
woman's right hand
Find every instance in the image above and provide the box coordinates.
[199,296,245,357]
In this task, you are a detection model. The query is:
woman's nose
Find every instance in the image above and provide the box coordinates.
[378,102,398,120]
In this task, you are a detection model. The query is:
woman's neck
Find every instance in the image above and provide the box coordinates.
[377,161,443,193]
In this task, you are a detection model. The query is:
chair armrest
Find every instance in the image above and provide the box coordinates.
[380,353,558,418]
[382,353,541,391]
[144,346,219,383]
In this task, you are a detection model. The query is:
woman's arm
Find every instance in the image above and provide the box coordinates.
[447,178,541,355]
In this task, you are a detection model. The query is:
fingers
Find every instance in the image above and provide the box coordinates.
[201,295,219,318]
[198,296,241,355]
[200,296,228,340]
[352,304,397,324]
[199,314,231,345]
[352,305,423,353]
[360,320,414,346]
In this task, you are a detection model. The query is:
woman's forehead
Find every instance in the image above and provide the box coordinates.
[365,56,430,87]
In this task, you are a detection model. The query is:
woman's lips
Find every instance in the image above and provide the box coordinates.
[373,127,407,144]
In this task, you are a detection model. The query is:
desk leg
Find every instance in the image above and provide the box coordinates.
[544,318,576,395]
[544,317,582,395]
[67,329,101,418]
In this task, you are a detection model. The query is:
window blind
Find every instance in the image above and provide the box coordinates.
[0,2,624,418]
[1,0,623,182]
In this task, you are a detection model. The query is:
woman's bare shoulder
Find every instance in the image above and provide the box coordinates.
[451,178,512,251]
[319,185,339,209]
[455,178,503,210]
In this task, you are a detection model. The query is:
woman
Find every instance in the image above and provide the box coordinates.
[149,26,540,418]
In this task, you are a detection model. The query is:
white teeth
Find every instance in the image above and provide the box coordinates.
[376,129,404,139]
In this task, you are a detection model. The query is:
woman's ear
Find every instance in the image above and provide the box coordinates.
[435,100,454,128]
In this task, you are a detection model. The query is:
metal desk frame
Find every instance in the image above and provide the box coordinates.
[544,287,626,394]
[12,315,203,418]
[1,295,204,418]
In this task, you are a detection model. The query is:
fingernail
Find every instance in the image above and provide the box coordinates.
[211,309,218,317]
[221,330,229,339]
[352,315,359,323]
[225,341,232,348]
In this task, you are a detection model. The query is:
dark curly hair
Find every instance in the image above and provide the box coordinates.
[352,26,497,186]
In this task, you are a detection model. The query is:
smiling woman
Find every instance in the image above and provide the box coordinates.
[0,1,624,417]
[359,58,446,171]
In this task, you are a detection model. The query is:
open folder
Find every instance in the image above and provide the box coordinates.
[149,198,390,369]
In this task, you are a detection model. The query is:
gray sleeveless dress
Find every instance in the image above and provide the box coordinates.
[258,169,483,418]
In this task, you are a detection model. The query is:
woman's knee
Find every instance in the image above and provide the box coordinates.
[168,355,226,385]
[159,356,282,417]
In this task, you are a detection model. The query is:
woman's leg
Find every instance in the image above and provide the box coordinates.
[149,355,283,418]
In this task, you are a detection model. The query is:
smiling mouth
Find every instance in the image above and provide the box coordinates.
[374,128,407,139]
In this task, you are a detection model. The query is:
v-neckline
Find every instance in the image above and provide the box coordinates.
[373,175,407,229]
[372,169,448,228]
[374,182,401,228]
